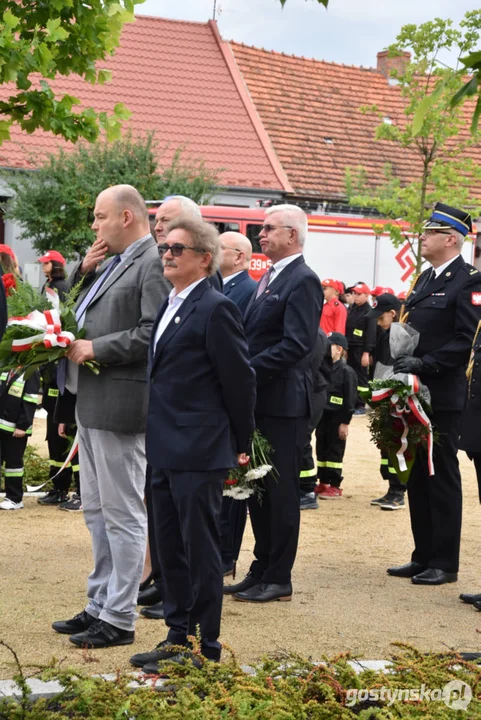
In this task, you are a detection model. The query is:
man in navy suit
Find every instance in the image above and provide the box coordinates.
[219,232,257,315]
[130,218,256,671]
[224,204,323,603]
[218,231,257,575]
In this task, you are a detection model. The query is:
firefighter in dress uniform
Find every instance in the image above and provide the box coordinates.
[345,283,376,415]
[388,202,481,585]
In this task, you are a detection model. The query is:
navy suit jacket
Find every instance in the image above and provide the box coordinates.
[244,255,323,418]
[223,270,257,315]
[146,278,256,471]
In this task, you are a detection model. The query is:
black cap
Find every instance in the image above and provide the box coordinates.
[423,202,472,237]
[327,331,348,350]
[366,293,402,318]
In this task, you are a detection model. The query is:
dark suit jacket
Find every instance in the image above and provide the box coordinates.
[146,278,256,471]
[244,255,323,417]
[223,270,257,315]
[405,254,481,412]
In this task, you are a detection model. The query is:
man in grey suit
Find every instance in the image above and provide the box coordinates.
[52,184,169,648]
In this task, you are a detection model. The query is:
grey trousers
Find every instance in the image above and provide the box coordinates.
[77,419,147,631]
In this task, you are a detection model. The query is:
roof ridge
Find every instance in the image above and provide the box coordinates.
[229,40,377,72]
[134,14,210,27]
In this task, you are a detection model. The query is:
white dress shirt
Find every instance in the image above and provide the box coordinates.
[433,255,460,278]
[223,270,243,285]
[153,277,205,351]
[268,253,303,285]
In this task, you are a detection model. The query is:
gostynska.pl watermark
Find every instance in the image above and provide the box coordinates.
[345,680,472,711]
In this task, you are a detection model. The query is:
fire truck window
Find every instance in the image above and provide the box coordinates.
[246,224,263,253]
[212,222,240,233]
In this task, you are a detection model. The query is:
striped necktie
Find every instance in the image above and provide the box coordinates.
[256,266,273,299]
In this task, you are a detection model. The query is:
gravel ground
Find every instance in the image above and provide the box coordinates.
[1,415,481,678]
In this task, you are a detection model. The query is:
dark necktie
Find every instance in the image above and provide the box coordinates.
[256,266,273,299]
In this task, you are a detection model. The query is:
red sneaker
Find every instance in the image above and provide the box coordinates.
[318,486,343,500]
[314,483,330,495]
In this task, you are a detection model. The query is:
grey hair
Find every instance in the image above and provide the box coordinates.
[166,217,219,276]
[166,195,202,219]
[453,229,465,251]
[265,203,308,247]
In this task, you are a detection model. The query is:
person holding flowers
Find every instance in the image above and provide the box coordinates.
[388,202,481,586]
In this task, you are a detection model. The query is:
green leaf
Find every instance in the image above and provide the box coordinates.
[97,69,112,85]
[113,102,131,120]
[46,18,69,42]
[412,80,447,136]
[450,75,479,108]
[0,119,12,144]
[471,93,481,135]
[2,9,19,29]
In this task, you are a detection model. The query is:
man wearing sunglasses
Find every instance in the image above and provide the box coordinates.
[388,202,481,587]
[130,218,255,671]
[224,204,323,604]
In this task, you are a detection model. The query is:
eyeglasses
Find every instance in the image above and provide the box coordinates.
[422,229,453,237]
[260,224,294,233]
[157,243,205,257]
[220,245,242,252]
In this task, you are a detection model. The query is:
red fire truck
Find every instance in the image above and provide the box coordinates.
[149,205,476,291]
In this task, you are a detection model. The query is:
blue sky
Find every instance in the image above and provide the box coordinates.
[137,0,478,67]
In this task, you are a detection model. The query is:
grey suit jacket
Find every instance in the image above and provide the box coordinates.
[68,236,169,433]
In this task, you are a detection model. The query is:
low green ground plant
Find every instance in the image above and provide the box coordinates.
[1,640,480,718]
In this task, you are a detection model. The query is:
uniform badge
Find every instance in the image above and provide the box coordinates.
[372,299,378,308]
[471,293,481,306]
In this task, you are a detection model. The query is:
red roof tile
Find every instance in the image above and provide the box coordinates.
[0,17,289,192]
[230,42,481,201]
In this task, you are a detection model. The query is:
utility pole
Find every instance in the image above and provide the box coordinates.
[213,0,217,20]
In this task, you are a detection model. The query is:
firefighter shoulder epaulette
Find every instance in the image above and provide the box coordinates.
[465,263,480,276]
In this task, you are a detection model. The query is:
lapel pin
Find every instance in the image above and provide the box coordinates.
[265,289,270,294]
[175,316,180,324]
[446,272,451,277]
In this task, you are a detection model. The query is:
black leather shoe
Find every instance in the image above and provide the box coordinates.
[233,582,292,603]
[411,568,458,585]
[139,573,154,592]
[387,562,426,578]
[142,651,207,674]
[130,640,190,668]
[52,610,97,635]
[223,571,259,595]
[472,599,481,611]
[138,585,162,606]
[460,593,481,605]
[69,619,134,648]
[223,562,234,577]
[140,602,164,620]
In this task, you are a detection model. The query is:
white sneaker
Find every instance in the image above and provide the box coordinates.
[0,498,24,510]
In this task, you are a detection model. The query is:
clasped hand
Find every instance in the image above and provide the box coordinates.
[393,355,424,374]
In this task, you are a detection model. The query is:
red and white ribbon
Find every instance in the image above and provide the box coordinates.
[7,287,75,352]
[26,431,79,491]
[370,374,434,476]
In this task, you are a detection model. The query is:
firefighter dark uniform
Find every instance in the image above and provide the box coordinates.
[41,379,79,497]
[299,329,331,502]
[392,203,481,582]
[459,322,481,501]
[315,351,357,489]
[0,370,40,505]
[346,300,376,409]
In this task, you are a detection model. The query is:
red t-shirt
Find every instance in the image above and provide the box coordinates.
[320,297,347,335]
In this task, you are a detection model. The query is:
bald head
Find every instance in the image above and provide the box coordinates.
[219,231,253,278]
[154,196,202,243]
[92,184,150,254]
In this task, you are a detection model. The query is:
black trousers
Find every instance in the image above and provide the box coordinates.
[299,390,326,494]
[145,465,163,591]
[407,411,462,574]
[1,430,28,503]
[151,467,226,661]
[315,412,346,488]
[347,345,369,409]
[46,412,79,493]
[248,414,307,585]
[380,451,406,494]
[220,496,247,567]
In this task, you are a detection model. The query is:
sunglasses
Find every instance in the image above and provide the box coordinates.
[157,243,206,257]
[260,224,294,233]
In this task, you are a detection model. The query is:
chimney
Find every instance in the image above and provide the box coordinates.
[377,50,411,78]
